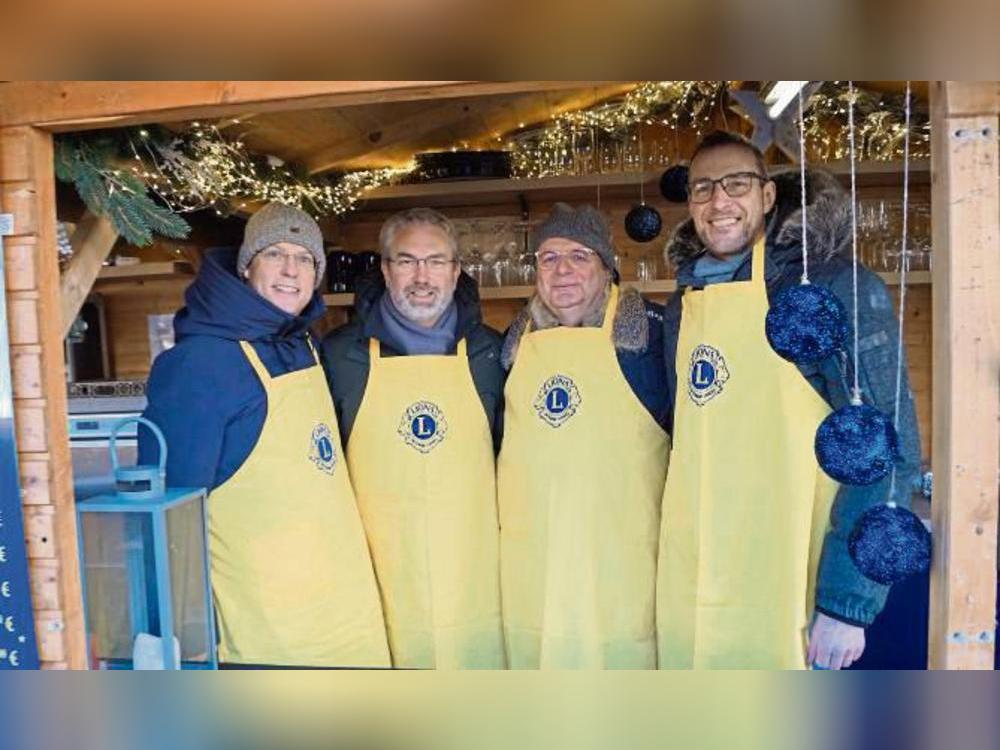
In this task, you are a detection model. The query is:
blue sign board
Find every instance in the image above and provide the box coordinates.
[0,214,41,669]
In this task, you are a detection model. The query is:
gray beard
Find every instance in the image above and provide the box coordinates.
[391,287,452,324]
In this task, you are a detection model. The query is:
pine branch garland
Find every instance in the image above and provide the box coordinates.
[55,136,191,247]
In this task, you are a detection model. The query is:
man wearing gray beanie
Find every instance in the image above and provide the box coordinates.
[496,202,670,668]
[140,201,390,668]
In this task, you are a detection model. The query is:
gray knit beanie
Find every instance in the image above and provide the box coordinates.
[531,202,616,272]
[238,202,326,288]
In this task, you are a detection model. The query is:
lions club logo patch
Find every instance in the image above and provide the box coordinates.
[309,423,338,474]
[534,374,582,428]
[399,401,448,453]
[688,344,730,406]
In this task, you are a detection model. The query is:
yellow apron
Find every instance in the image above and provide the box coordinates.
[208,340,390,667]
[347,338,505,669]
[498,285,670,668]
[656,237,839,669]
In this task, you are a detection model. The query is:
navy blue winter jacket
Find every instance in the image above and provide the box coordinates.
[138,248,328,491]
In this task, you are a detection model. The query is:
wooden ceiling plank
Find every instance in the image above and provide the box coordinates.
[0,81,618,131]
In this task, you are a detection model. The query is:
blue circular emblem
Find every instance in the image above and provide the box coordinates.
[546,387,570,414]
[316,435,334,462]
[411,414,438,440]
[690,359,716,390]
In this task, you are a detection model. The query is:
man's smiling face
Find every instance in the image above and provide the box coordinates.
[688,143,776,259]
[245,241,316,315]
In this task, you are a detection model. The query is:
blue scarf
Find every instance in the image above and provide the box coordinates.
[377,292,458,355]
[692,249,751,285]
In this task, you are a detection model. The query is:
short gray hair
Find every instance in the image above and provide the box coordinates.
[378,208,459,260]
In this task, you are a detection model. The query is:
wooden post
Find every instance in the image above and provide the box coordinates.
[59,212,118,338]
[928,82,1000,669]
[0,126,87,669]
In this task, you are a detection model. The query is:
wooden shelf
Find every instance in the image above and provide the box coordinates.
[322,274,927,308]
[92,261,195,296]
[351,160,930,210]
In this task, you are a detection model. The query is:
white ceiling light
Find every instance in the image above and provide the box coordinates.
[765,81,809,118]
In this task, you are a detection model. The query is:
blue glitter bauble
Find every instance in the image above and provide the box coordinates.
[849,504,931,585]
[659,164,689,203]
[625,204,662,243]
[815,403,899,485]
[765,283,848,364]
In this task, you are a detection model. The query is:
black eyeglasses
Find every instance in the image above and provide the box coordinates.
[687,172,768,203]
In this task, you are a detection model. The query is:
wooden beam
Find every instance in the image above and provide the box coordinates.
[934,81,1000,118]
[928,81,1000,670]
[0,81,619,132]
[59,212,118,337]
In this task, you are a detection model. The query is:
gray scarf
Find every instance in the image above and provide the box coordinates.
[378,292,458,355]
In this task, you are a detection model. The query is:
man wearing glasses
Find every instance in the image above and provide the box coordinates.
[656,131,920,669]
[321,207,506,669]
[497,203,670,668]
[141,202,391,667]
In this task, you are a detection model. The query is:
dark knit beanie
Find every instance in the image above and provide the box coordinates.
[531,203,616,272]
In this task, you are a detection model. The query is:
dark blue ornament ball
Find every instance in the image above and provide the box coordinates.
[625,204,662,243]
[659,164,689,203]
[816,403,899,486]
[849,504,931,585]
[765,283,848,364]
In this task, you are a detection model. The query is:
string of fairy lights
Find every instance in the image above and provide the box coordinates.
[105,81,928,220]
[126,122,412,217]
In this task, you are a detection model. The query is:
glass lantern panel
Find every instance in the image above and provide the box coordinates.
[80,511,160,667]
[166,498,212,665]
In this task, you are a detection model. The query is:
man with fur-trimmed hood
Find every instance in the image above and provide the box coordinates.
[497,202,670,668]
[656,131,921,670]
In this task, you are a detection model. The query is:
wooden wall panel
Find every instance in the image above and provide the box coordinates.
[101,283,190,379]
[1,125,87,669]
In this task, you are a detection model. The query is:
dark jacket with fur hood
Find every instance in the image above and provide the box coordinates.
[663,168,922,628]
[501,284,669,429]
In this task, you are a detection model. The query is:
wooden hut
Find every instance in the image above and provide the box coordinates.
[0,81,995,669]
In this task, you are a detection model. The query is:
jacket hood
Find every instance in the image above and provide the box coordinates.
[665,167,852,269]
[351,267,486,340]
[174,247,326,343]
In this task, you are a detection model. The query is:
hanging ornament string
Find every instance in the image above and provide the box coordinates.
[764,81,848,366]
[798,86,809,284]
[847,80,862,406]
[844,77,930,585]
[638,130,645,205]
[887,81,913,508]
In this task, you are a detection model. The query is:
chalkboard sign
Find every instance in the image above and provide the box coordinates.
[0,214,41,669]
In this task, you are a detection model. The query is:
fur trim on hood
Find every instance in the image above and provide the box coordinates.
[501,285,649,370]
[665,168,852,268]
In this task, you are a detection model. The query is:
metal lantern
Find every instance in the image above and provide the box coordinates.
[76,417,216,670]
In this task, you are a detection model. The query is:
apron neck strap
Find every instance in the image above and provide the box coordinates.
[239,341,271,383]
[601,283,620,334]
[304,335,320,365]
[750,235,767,284]
[369,337,467,359]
